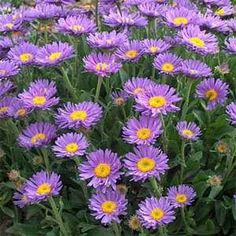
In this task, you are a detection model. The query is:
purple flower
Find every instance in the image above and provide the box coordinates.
[18,122,56,149]
[83,52,122,77]
[35,42,74,67]
[214,6,234,17]
[153,52,182,75]
[201,0,231,7]
[52,132,89,158]
[176,121,201,141]
[0,96,14,118]
[0,60,20,79]
[172,0,198,11]
[137,197,175,229]
[0,3,14,14]
[122,115,162,145]
[56,15,96,36]
[8,42,38,66]
[180,59,212,78]
[18,79,59,110]
[135,84,181,116]
[0,14,22,32]
[138,2,164,17]
[227,19,236,32]
[13,184,30,208]
[78,149,122,191]
[178,24,219,55]
[89,189,128,224]
[8,98,30,119]
[124,145,169,182]
[142,39,172,55]
[55,101,103,129]
[225,37,236,54]
[167,185,196,208]
[111,90,128,106]
[196,78,229,110]
[87,30,128,50]
[0,80,14,97]
[226,102,236,125]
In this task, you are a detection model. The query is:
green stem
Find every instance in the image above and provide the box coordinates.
[7,119,19,136]
[180,141,186,184]
[160,114,168,153]
[94,77,103,102]
[112,223,120,236]
[158,226,167,236]
[150,177,162,198]
[48,198,70,236]
[121,106,127,120]
[41,148,50,170]
[181,207,191,235]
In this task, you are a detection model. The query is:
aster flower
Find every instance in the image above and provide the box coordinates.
[78,149,122,191]
[122,115,162,145]
[18,122,56,149]
[0,80,14,97]
[13,184,30,208]
[142,39,172,56]
[35,42,74,67]
[111,90,128,106]
[225,37,236,54]
[0,14,22,32]
[180,59,212,78]
[55,101,103,129]
[227,19,236,32]
[83,52,122,77]
[0,96,14,118]
[8,42,38,66]
[123,77,156,98]
[89,189,128,224]
[172,0,198,11]
[138,2,164,17]
[23,170,62,203]
[18,79,59,110]
[124,145,169,182]
[56,15,96,36]
[176,121,201,141]
[226,102,236,125]
[178,25,219,55]
[153,53,182,75]
[135,84,181,116]
[137,197,175,229]
[103,9,148,28]
[8,98,30,119]
[123,0,143,6]
[201,0,231,7]
[196,78,229,110]
[116,40,144,63]
[87,31,128,50]
[0,60,20,79]
[52,132,89,158]
[167,185,196,208]
[214,6,234,17]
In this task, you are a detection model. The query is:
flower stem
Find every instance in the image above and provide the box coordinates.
[181,207,191,235]
[112,222,120,236]
[160,114,168,153]
[41,148,50,170]
[150,177,162,198]
[180,141,186,183]
[94,77,103,102]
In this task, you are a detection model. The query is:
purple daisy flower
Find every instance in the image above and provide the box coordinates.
[138,2,164,17]
[8,98,30,119]
[142,39,172,56]
[178,25,219,55]
[122,115,162,145]
[135,84,181,116]
[89,189,128,224]
[18,79,59,110]
[225,37,236,54]
[23,170,62,203]
[124,145,169,182]
[103,9,148,28]
[0,60,20,79]
[226,102,236,125]
[123,77,156,98]
[8,42,38,66]
[52,132,89,158]
[196,78,229,110]
[111,90,128,106]
[116,40,144,62]
[167,184,196,208]
[87,30,128,50]
[83,52,122,77]
[0,14,22,32]
[123,0,143,6]
[78,149,122,191]
[176,121,201,141]
[35,42,74,67]
[55,101,103,129]
[18,122,56,149]
[0,96,14,118]
[0,80,14,97]
[180,59,212,78]
[172,0,198,11]
[227,19,236,32]
[137,197,175,229]
[214,6,234,17]
[201,0,231,7]
[56,15,96,36]
[153,52,182,75]
[13,184,30,208]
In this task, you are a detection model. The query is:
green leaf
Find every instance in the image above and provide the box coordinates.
[197,219,220,235]
[208,186,223,200]
[1,206,15,218]
[215,201,227,226]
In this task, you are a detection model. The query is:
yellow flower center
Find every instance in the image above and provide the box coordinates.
[36,183,52,195]
[176,194,187,203]
[48,52,62,62]
[95,63,107,71]
[182,129,193,138]
[70,110,87,121]
[173,17,189,26]
[5,23,13,29]
[16,108,27,117]
[101,201,117,214]
[32,96,46,106]
[149,46,158,53]
[0,106,8,113]
[150,208,165,221]
[65,142,79,153]
[133,87,143,94]
[31,133,46,144]
[189,37,205,48]
[205,89,218,101]
[71,24,84,32]
[137,157,156,172]
[148,96,166,108]
[136,128,152,140]
[125,50,138,59]
[19,53,33,62]
[162,63,174,72]
[94,163,111,178]
[215,8,225,16]
[217,144,227,153]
